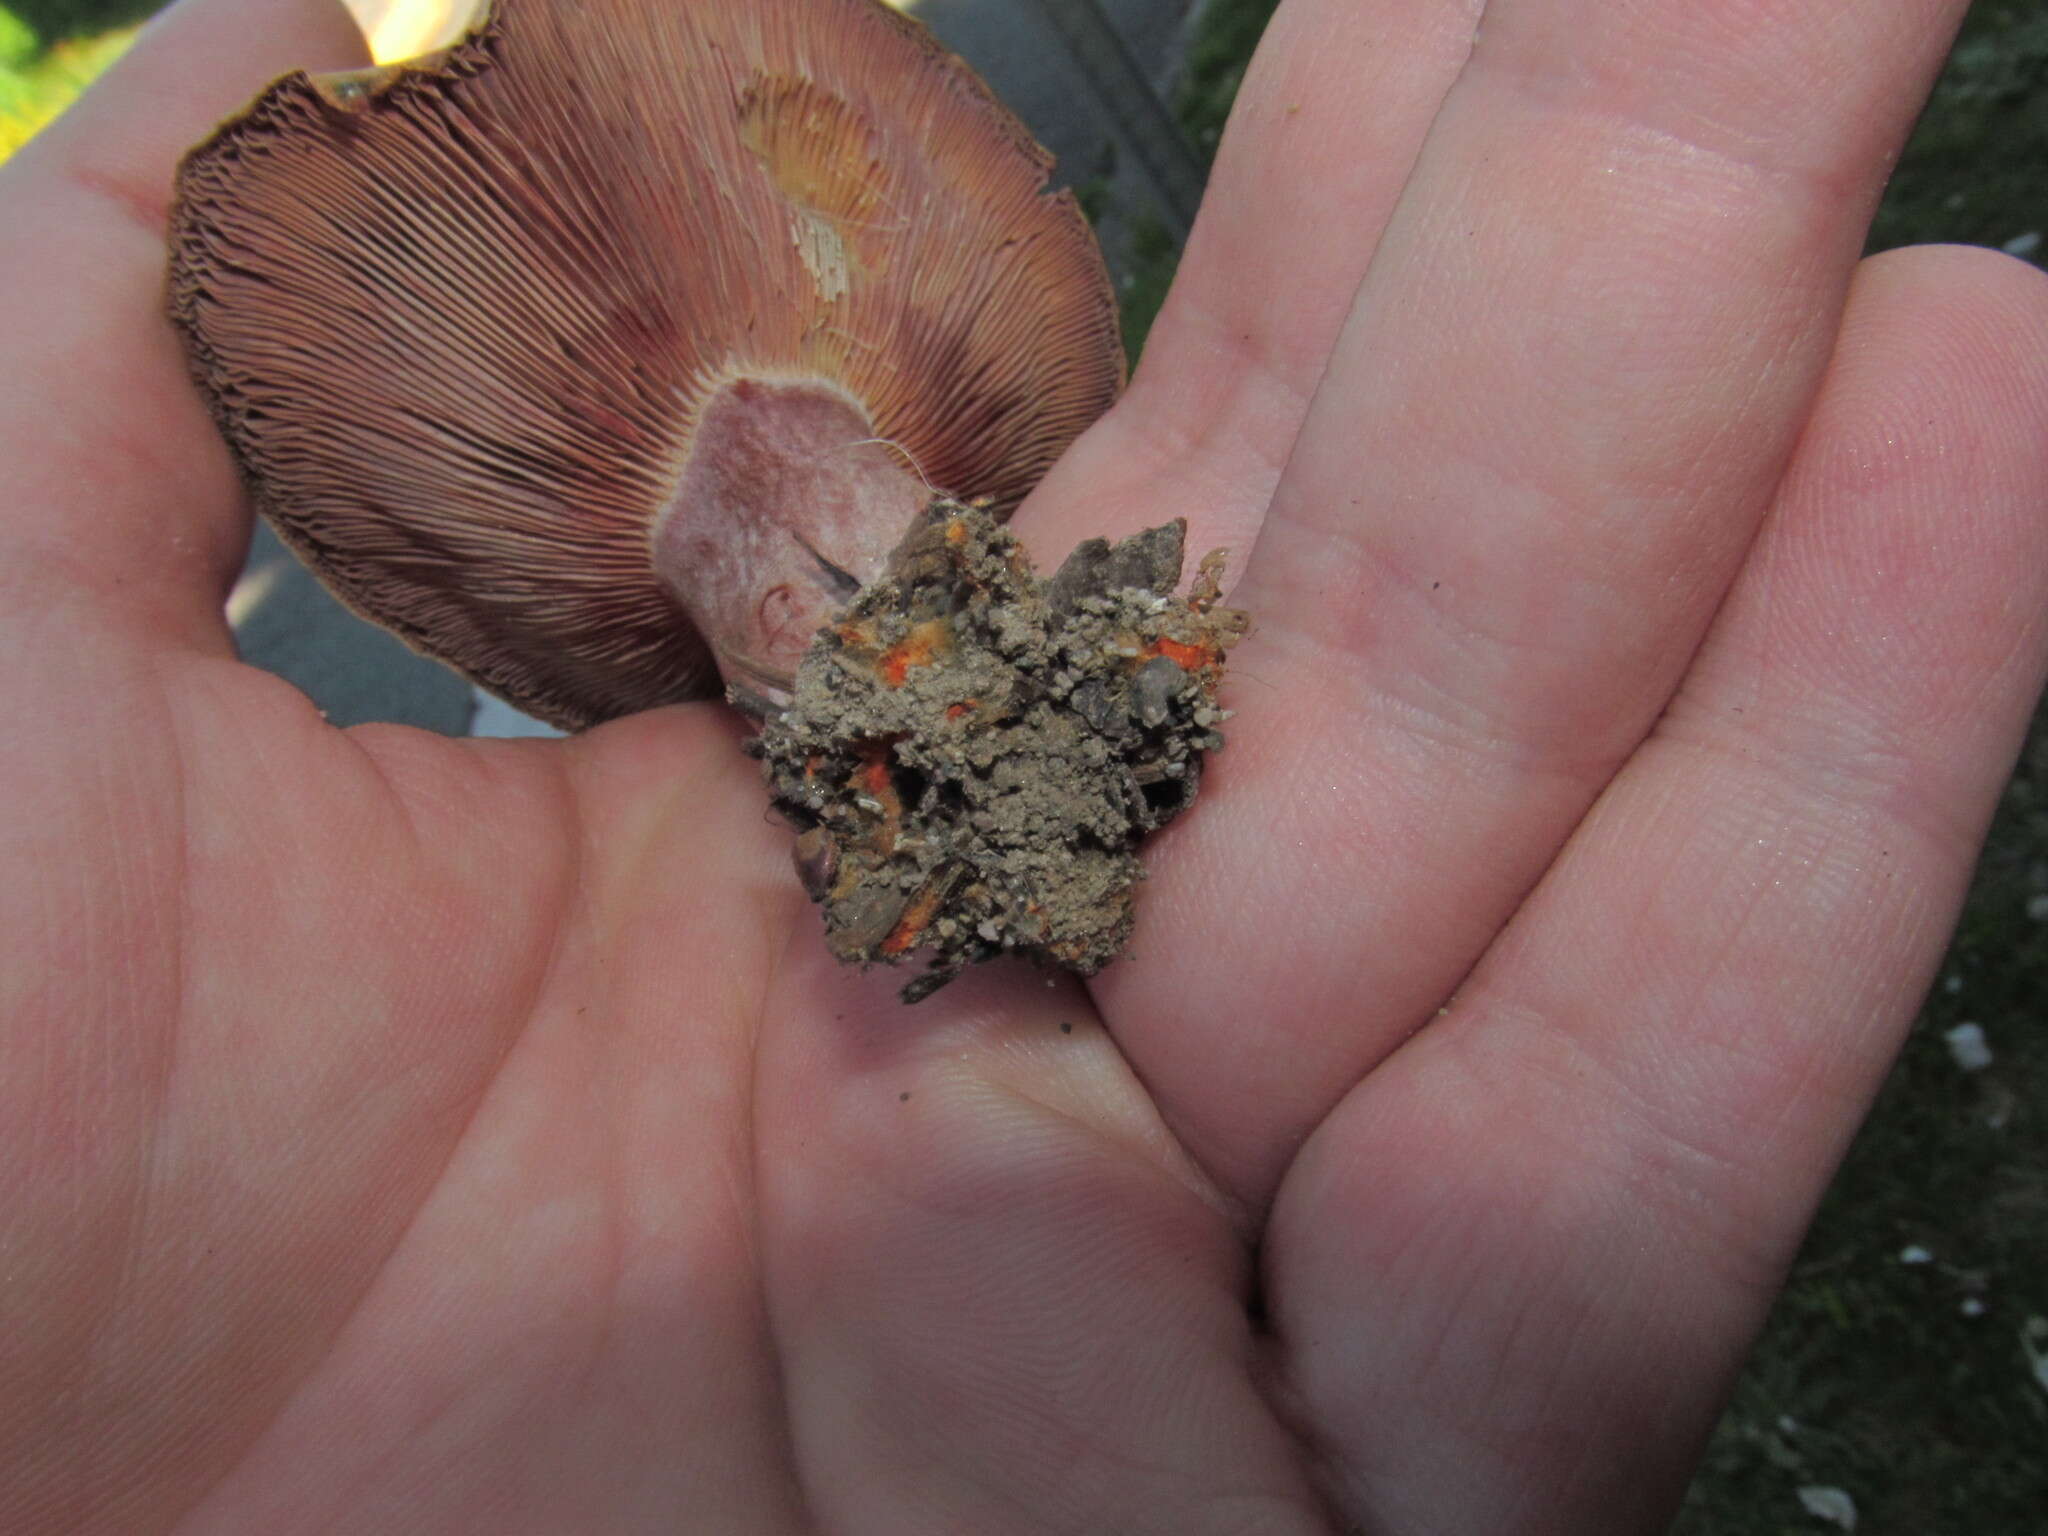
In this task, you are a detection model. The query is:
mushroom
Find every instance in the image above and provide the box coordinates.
[171,0,1247,1000]
[170,0,1124,726]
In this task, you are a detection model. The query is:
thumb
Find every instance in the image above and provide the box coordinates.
[0,0,369,648]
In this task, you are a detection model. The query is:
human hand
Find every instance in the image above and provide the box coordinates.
[4,1,2046,1532]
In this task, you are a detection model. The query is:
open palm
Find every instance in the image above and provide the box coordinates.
[6,0,2047,1531]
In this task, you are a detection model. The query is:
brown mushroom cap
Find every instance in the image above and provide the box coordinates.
[171,0,1123,728]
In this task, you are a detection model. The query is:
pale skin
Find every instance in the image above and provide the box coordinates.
[4,0,2047,1529]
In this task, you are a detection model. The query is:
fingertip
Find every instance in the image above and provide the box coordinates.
[1799,244,2048,593]
[1841,242,2048,439]
[1700,236,2048,829]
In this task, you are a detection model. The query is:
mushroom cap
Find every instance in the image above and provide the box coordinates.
[171,0,1123,728]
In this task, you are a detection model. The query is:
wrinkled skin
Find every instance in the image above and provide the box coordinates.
[5,1,2047,1531]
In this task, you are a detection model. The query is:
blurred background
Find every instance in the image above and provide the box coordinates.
[3,1,2045,1529]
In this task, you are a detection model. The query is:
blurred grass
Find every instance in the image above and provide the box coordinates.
[4,0,2045,1530]
[0,3,139,157]
[5,0,156,38]
[1872,1,2048,254]
[1109,0,1283,357]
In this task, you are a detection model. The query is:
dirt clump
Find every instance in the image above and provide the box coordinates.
[744,499,1247,1001]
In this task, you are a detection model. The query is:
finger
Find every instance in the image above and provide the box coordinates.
[1271,246,2048,1534]
[1016,0,1482,564]
[1099,0,1974,1202]
[0,0,367,652]
[751,952,1327,1532]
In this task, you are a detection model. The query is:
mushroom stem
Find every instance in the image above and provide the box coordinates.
[654,376,933,694]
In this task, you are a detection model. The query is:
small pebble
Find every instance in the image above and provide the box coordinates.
[1899,1244,1934,1265]
[2003,230,2043,259]
[1797,1485,1858,1530]
[1943,1022,1993,1073]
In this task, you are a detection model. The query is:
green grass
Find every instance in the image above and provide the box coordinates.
[1107,0,1281,356]
[1175,0,1280,164]
[1872,2,2048,254]
[5,0,156,45]
[0,2,138,157]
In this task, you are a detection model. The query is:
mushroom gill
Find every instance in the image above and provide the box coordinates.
[171,0,1123,727]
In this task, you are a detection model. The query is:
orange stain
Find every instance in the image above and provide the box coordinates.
[881,881,946,956]
[852,747,904,855]
[1148,636,1212,671]
[878,618,952,687]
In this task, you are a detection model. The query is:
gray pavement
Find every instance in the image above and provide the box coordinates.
[233,521,477,732]
[920,0,1207,242]
[228,0,1207,734]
